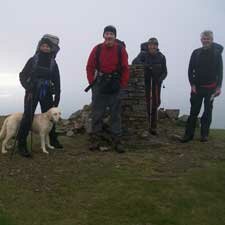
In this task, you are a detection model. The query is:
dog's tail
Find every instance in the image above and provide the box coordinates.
[0,117,8,140]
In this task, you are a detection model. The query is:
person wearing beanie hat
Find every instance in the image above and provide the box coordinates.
[148,37,159,45]
[103,25,117,37]
[16,36,62,157]
[86,25,129,153]
[132,37,167,135]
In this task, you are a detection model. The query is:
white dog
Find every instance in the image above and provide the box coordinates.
[0,107,61,154]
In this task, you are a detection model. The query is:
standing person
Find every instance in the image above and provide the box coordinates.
[181,30,223,143]
[132,38,167,135]
[17,36,62,157]
[86,25,129,153]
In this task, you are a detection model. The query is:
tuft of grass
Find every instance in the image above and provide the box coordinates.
[0,213,14,225]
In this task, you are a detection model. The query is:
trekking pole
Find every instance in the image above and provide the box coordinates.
[30,92,33,153]
[149,76,153,131]
[161,82,166,110]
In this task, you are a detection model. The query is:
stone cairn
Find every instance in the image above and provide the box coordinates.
[57,65,182,141]
[121,65,148,136]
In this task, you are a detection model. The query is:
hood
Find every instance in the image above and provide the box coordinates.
[140,42,160,52]
[212,42,224,54]
[140,42,148,52]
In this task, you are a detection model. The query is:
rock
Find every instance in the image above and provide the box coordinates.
[73,121,83,130]
[141,131,149,138]
[177,114,199,128]
[166,109,180,120]
[178,115,189,122]
[158,108,167,120]
[83,104,91,111]
[85,118,92,134]
[61,119,70,126]
[99,146,110,152]
[169,134,182,141]
[66,130,74,137]
[69,110,82,120]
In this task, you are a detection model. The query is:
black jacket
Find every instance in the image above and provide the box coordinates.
[188,42,223,88]
[19,54,61,106]
[132,47,167,82]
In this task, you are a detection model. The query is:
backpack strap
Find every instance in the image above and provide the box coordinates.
[195,48,201,67]
[95,44,102,71]
[32,54,39,71]
[95,42,124,74]
[50,58,56,73]
[31,54,56,84]
[117,43,123,74]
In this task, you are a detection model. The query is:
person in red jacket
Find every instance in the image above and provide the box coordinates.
[86,25,129,153]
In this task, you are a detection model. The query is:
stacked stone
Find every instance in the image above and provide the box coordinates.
[121,65,148,136]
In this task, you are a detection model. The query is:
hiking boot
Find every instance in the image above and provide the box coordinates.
[50,138,63,149]
[200,136,208,142]
[113,136,125,153]
[17,141,32,158]
[180,135,193,143]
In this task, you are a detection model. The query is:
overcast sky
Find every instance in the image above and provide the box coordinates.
[0,0,224,128]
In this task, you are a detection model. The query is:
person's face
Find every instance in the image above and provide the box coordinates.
[201,35,213,48]
[104,32,116,47]
[148,43,158,55]
[40,43,51,53]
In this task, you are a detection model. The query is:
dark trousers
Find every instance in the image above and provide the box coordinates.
[185,87,215,138]
[145,77,161,129]
[17,90,56,143]
[91,83,121,136]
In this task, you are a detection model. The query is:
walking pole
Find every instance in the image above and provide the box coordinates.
[149,76,153,131]
[30,92,33,153]
[161,82,165,110]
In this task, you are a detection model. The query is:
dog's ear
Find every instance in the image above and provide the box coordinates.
[46,109,53,120]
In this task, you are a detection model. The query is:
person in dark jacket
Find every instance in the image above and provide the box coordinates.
[132,38,167,135]
[17,37,62,157]
[86,25,129,153]
[181,30,223,143]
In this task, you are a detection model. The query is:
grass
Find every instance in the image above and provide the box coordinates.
[0,116,225,225]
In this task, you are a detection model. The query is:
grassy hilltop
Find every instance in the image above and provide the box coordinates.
[0,116,225,225]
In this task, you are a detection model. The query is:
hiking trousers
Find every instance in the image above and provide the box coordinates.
[185,87,215,138]
[91,83,121,136]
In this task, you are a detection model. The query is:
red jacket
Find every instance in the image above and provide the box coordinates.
[86,41,129,88]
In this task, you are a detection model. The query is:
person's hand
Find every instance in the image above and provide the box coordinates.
[214,88,221,97]
[191,85,197,94]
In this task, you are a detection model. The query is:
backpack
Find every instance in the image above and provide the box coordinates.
[95,39,126,74]
[19,53,56,90]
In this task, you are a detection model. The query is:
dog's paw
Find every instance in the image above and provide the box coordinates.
[2,150,8,154]
[48,145,55,150]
